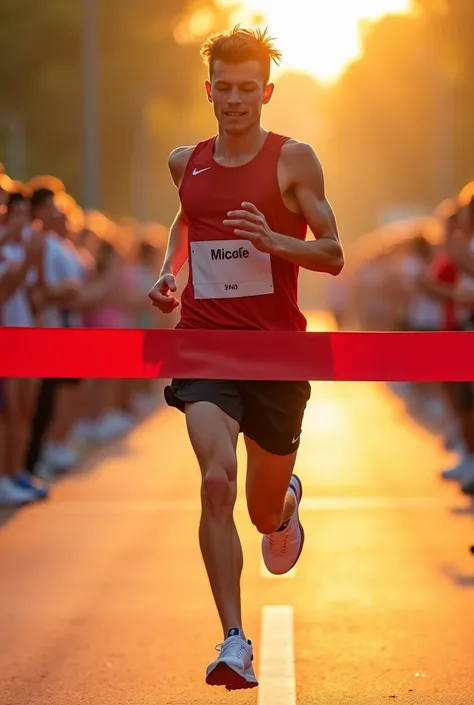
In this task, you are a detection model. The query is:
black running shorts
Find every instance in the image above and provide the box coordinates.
[165,379,311,456]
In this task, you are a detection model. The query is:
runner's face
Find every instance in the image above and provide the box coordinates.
[206,60,274,134]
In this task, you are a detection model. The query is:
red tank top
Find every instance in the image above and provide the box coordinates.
[178,131,308,331]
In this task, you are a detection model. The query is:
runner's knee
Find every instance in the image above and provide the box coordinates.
[202,460,237,515]
[249,510,282,536]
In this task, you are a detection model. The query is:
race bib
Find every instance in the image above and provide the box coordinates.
[191,239,274,299]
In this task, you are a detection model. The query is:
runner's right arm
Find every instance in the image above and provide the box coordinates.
[160,205,189,279]
[159,147,194,278]
[149,147,193,313]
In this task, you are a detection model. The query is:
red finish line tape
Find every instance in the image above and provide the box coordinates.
[0,327,473,381]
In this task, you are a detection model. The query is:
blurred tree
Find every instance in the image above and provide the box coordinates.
[99,0,229,221]
[326,0,474,243]
[0,0,82,190]
[1,0,472,234]
[413,0,474,187]
[0,0,229,221]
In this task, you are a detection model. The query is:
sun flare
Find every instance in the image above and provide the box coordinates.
[214,0,412,82]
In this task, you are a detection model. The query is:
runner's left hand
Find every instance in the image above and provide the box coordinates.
[223,202,281,254]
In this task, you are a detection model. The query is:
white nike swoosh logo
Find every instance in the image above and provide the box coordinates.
[292,436,300,444]
[193,167,211,176]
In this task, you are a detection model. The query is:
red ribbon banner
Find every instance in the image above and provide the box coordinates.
[0,328,473,381]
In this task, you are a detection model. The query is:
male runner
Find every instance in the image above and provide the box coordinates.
[149,26,344,691]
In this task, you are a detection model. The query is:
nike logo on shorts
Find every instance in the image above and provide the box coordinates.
[292,435,300,444]
[193,167,211,176]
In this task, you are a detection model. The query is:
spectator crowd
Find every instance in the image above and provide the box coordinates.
[0,164,174,506]
[2,160,474,509]
[347,180,474,498]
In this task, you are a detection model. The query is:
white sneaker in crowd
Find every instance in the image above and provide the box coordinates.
[42,442,80,471]
[0,476,38,506]
[95,410,135,442]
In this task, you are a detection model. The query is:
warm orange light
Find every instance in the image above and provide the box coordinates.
[212,0,412,83]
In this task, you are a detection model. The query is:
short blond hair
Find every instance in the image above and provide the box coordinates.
[201,25,282,84]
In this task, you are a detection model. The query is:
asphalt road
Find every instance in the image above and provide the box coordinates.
[1,374,474,704]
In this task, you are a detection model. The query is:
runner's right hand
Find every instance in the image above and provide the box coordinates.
[148,273,179,313]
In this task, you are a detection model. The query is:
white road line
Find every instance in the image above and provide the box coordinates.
[258,606,296,705]
[260,556,296,579]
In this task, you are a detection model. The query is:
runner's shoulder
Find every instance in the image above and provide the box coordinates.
[280,139,323,181]
[281,139,319,164]
[168,146,196,186]
[169,145,195,163]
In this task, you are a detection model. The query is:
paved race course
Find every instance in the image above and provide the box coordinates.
[1,345,473,704]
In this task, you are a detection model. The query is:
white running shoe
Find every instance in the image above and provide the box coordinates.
[262,474,305,575]
[0,476,37,506]
[205,629,258,691]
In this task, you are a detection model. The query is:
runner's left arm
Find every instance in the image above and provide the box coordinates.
[274,143,343,274]
[224,143,343,275]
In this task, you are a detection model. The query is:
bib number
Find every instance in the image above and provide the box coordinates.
[191,240,274,299]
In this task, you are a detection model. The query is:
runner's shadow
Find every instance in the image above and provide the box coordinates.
[0,506,20,528]
[404,401,446,437]
[440,563,474,588]
[450,501,474,516]
[53,439,131,485]
[386,384,448,436]
[49,399,165,488]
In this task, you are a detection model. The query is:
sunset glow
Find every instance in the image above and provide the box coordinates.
[214,0,412,82]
